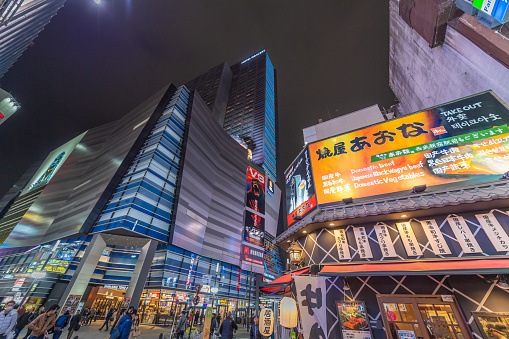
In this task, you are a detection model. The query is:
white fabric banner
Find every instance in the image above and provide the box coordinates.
[334,229,351,260]
[353,227,373,259]
[419,219,452,255]
[476,213,509,252]
[373,224,397,258]
[396,222,423,256]
[294,276,328,339]
[446,216,482,253]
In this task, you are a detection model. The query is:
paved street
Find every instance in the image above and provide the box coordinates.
[17,322,251,339]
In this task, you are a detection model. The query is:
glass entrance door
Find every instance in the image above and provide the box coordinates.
[377,295,472,339]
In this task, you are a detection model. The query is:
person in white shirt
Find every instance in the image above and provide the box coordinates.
[0,301,18,339]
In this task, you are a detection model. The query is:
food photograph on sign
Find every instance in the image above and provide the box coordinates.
[285,147,317,226]
[309,92,509,206]
[246,166,265,214]
[338,301,370,332]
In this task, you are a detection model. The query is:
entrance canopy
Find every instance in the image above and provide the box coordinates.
[260,267,309,294]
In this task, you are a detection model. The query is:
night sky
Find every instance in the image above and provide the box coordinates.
[0,1,395,197]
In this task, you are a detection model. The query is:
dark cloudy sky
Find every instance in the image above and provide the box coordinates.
[0,0,395,197]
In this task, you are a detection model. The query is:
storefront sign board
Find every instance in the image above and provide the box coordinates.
[446,216,482,253]
[475,213,509,252]
[396,222,423,256]
[353,227,373,259]
[334,229,351,260]
[337,301,372,339]
[373,224,397,258]
[419,219,452,255]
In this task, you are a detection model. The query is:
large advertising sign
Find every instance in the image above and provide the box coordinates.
[337,301,372,339]
[246,166,265,214]
[309,92,509,206]
[244,210,265,247]
[285,147,317,226]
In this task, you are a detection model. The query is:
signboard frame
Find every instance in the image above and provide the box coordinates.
[336,300,373,339]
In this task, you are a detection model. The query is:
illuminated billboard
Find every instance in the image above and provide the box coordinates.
[309,92,509,206]
[246,166,265,214]
[244,210,264,247]
[285,147,317,226]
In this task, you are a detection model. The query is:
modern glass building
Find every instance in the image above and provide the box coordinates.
[0,52,283,325]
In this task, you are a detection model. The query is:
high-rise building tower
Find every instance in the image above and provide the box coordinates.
[186,50,278,181]
[0,0,67,79]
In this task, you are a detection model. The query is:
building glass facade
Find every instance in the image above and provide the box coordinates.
[92,87,189,242]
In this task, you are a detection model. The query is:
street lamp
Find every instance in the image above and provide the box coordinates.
[287,242,304,267]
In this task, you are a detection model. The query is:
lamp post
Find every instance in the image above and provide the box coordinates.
[287,242,304,267]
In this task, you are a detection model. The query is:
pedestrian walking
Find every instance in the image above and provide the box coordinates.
[52,308,71,339]
[27,304,60,339]
[0,301,18,339]
[99,309,114,331]
[111,307,134,339]
[128,311,139,339]
[13,308,31,339]
[174,311,188,339]
[249,316,261,339]
[218,312,237,339]
[23,307,44,339]
[66,313,81,339]
[110,309,126,334]
[209,314,217,337]
[87,308,95,326]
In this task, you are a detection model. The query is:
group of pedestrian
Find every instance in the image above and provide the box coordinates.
[78,308,96,326]
[0,302,66,339]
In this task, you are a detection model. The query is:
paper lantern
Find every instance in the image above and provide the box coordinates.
[279,297,298,328]
[259,308,274,337]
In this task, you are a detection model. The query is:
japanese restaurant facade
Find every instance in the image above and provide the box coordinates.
[275,91,509,339]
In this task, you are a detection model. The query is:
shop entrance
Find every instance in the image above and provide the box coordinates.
[377,295,472,339]
[90,287,126,319]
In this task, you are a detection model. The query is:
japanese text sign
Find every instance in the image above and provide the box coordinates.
[353,227,373,259]
[308,92,509,206]
[373,224,397,258]
[446,216,483,253]
[294,276,328,339]
[419,219,452,255]
[396,222,423,256]
[334,229,351,260]
[475,213,509,252]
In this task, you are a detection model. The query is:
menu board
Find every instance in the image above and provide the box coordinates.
[337,301,372,339]
[475,213,509,252]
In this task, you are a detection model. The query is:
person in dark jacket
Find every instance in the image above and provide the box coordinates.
[218,312,237,339]
[22,307,44,339]
[98,309,114,331]
[52,308,71,339]
[249,316,262,339]
[175,311,188,339]
[109,309,127,334]
[209,314,217,336]
[66,313,80,339]
[14,308,32,339]
[115,309,133,339]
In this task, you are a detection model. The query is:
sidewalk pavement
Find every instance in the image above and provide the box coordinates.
[17,322,251,339]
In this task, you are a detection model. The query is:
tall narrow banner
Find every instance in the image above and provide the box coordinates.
[446,216,482,253]
[294,276,328,339]
[353,227,373,259]
[334,229,351,260]
[475,213,509,252]
[396,222,423,256]
[202,307,213,339]
[373,224,397,258]
[419,219,452,255]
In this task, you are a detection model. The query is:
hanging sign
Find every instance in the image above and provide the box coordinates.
[294,276,328,339]
[396,222,423,256]
[475,213,509,252]
[334,229,351,260]
[353,227,373,259]
[259,308,274,337]
[337,301,372,339]
[446,216,482,253]
[419,219,452,255]
[373,224,397,258]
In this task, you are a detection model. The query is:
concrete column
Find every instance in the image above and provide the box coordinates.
[59,234,107,308]
[124,239,158,308]
[254,273,263,316]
